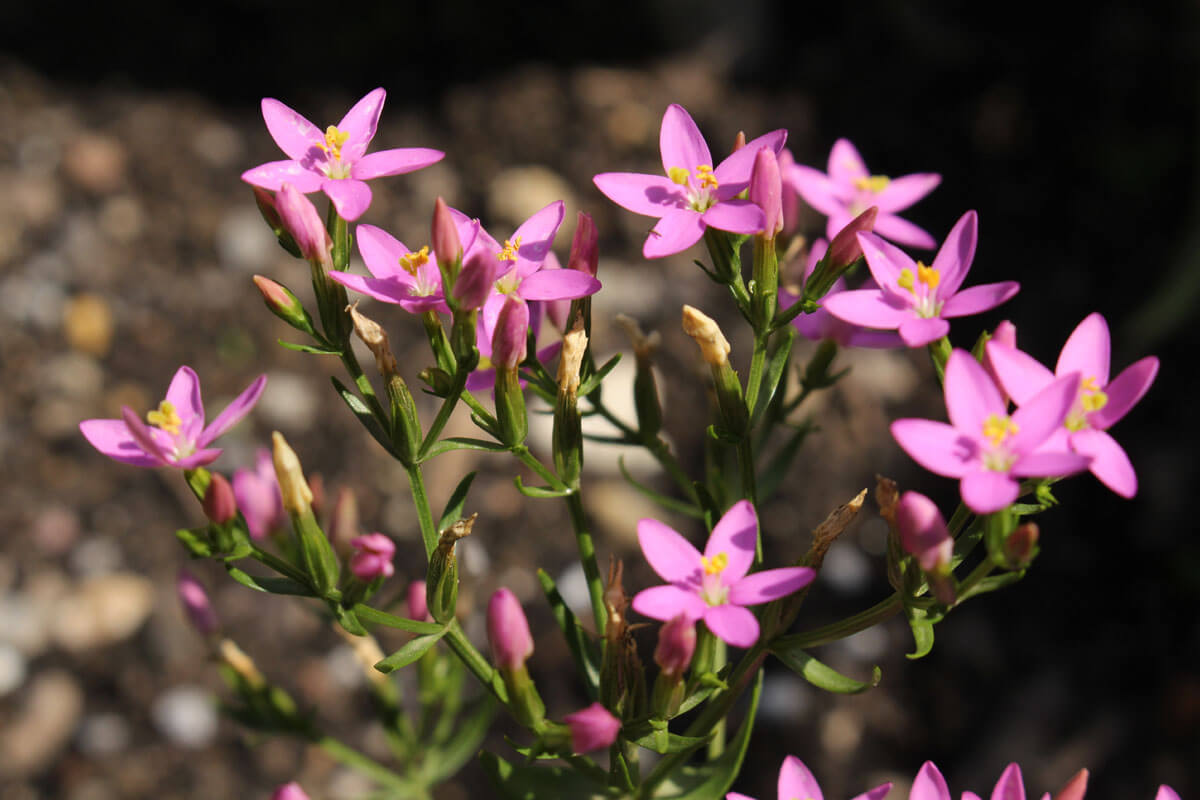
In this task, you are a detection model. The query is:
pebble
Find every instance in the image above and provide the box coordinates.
[62,132,127,193]
[41,352,105,399]
[257,371,320,430]
[0,642,28,696]
[0,592,51,656]
[486,165,577,230]
[66,536,124,577]
[151,685,219,748]
[52,573,155,652]
[216,206,277,273]
[98,195,144,243]
[191,121,243,167]
[819,542,871,594]
[758,671,811,722]
[0,274,65,329]
[76,712,131,756]
[0,670,84,778]
[32,506,81,555]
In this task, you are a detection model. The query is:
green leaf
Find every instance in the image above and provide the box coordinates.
[225,566,313,596]
[577,353,622,397]
[331,376,397,457]
[333,603,368,636]
[622,719,711,754]
[277,340,341,355]
[479,752,617,800]
[674,683,718,717]
[513,476,574,498]
[353,605,446,635]
[757,421,814,503]
[771,646,880,694]
[422,436,510,460]
[749,327,795,423]
[438,471,478,530]
[175,527,212,558]
[617,455,704,518]
[183,468,211,502]
[422,697,497,784]
[536,569,600,699]
[375,628,449,673]
[905,604,936,660]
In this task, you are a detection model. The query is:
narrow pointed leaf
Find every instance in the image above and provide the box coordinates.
[225,566,313,596]
[905,604,936,660]
[749,327,795,423]
[438,471,478,530]
[577,353,622,397]
[353,604,446,635]
[375,628,449,673]
[333,602,368,636]
[622,719,711,754]
[514,476,574,498]
[278,340,342,355]
[617,455,704,518]
[331,376,397,457]
[771,646,880,694]
[422,436,511,460]
[175,527,213,558]
[537,569,600,699]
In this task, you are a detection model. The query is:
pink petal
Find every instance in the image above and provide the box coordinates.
[898,317,950,347]
[121,406,173,465]
[241,160,325,193]
[984,342,1055,406]
[702,604,759,648]
[1010,373,1080,455]
[322,179,372,222]
[941,282,1020,318]
[512,201,566,276]
[198,375,268,448]
[1055,312,1110,386]
[778,756,823,800]
[713,128,787,191]
[705,500,758,582]
[911,762,952,800]
[891,419,979,478]
[726,794,755,800]
[1156,787,1181,800]
[517,269,600,301]
[79,419,164,467]
[823,290,912,330]
[638,518,703,584]
[643,209,705,258]
[172,448,224,469]
[728,567,814,606]
[1070,428,1137,497]
[702,199,765,235]
[632,584,707,622]
[234,469,280,540]
[872,212,938,249]
[352,147,444,180]
[857,231,917,304]
[966,794,984,800]
[165,366,206,441]
[961,470,1020,514]
[874,173,941,213]
[593,172,687,216]
[337,88,386,162]
[659,104,712,175]
[945,350,1007,431]
[1090,355,1157,429]
[990,763,1025,800]
[827,139,868,187]
[843,328,906,349]
[932,211,978,298]
[1011,451,1092,480]
[261,98,323,161]
[851,784,893,800]
[330,271,441,311]
[355,224,411,279]
[789,164,849,215]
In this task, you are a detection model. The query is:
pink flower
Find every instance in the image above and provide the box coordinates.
[271,783,311,800]
[727,754,891,800]
[789,138,940,249]
[895,492,952,573]
[985,313,1158,498]
[349,533,395,580]
[593,104,786,258]
[242,88,444,222]
[654,615,697,678]
[177,569,219,636]
[562,702,621,753]
[824,212,1020,347]
[80,366,266,469]
[630,501,814,648]
[233,448,285,540]
[329,223,461,314]
[274,183,332,267]
[891,350,1091,514]
[487,587,534,671]
[407,580,431,622]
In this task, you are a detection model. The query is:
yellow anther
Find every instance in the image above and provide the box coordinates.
[399,246,430,275]
[701,552,729,576]
[898,267,915,292]
[147,400,182,436]
[668,166,691,186]
[1080,376,1109,413]
[496,236,523,262]
[982,413,1019,447]
[853,174,892,193]
[695,164,718,189]
[320,125,350,157]
[916,261,941,290]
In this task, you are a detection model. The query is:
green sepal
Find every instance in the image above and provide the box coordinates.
[332,602,368,636]
[514,476,574,498]
[252,188,303,259]
[276,340,340,355]
[904,604,936,660]
[375,627,450,674]
[291,507,340,600]
[421,436,510,461]
[438,471,477,531]
[183,468,211,503]
[352,604,445,635]
[387,375,423,467]
[494,367,528,447]
[225,566,313,596]
[175,527,213,558]
[771,646,880,694]
[622,718,711,754]
[536,569,600,700]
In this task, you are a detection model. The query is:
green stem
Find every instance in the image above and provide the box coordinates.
[406,464,439,558]
[589,397,700,507]
[512,445,566,490]
[340,347,389,425]
[314,733,419,794]
[565,492,608,636]
[745,331,769,416]
[442,621,509,704]
[418,371,469,460]
[459,389,499,430]
[946,502,973,538]
[774,593,904,650]
[249,544,313,588]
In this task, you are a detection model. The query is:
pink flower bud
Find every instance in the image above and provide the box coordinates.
[487,587,534,671]
[895,491,953,573]
[562,702,621,754]
[432,196,462,267]
[407,580,431,622]
[1004,522,1039,568]
[271,782,311,800]
[252,274,297,313]
[349,533,396,580]
[777,149,800,235]
[654,615,696,678]
[566,211,599,277]
[992,320,1017,349]
[275,183,332,267]
[202,473,237,525]
[750,147,783,236]
[454,229,503,310]
[491,295,529,371]
[177,569,219,636]
[829,206,878,268]
[1053,768,1088,800]
[233,449,284,541]
[252,185,283,230]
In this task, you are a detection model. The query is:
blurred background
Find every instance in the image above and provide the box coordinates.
[0,1,1196,798]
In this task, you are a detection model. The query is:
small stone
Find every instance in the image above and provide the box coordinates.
[62,132,126,193]
[257,371,319,430]
[217,206,277,273]
[32,506,81,555]
[0,593,51,657]
[66,536,123,577]
[486,165,577,230]
[52,573,155,652]
[0,670,84,778]
[820,707,863,757]
[0,274,65,329]
[0,643,27,697]
[151,685,218,748]
[76,712,131,756]
[191,121,243,167]
[820,542,871,594]
[62,293,114,357]
[98,195,144,243]
[41,352,104,399]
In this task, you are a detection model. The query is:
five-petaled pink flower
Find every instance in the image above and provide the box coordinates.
[631,500,814,648]
[824,211,1020,348]
[242,88,444,222]
[985,313,1158,498]
[789,138,941,249]
[593,104,786,258]
[80,366,266,469]
[727,755,891,800]
[891,350,1091,514]
[329,223,462,315]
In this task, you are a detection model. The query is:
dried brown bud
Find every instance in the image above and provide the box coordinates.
[806,488,867,570]
[614,314,661,364]
[347,302,398,379]
[271,431,313,516]
[681,305,730,367]
[732,130,747,152]
[558,318,588,396]
[219,638,265,689]
[875,475,900,526]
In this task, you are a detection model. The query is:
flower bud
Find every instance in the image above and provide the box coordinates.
[275,183,332,268]
[750,147,783,236]
[682,305,746,436]
[1003,522,1039,569]
[202,473,237,525]
[272,432,339,596]
[553,319,587,486]
[454,231,502,311]
[896,491,953,573]
[251,186,302,259]
[271,782,311,800]
[407,580,431,622]
[271,432,313,516]
[492,295,529,371]
[562,702,621,754]
[567,211,599,277]
[804,207,878,303]
[431,196,462,283]
[654,615,696,679]
[252,275,315,334]
[732,130,747,152]
[681,305,730,367]
[487,587,534,671]
[349,533,396,581]
[1053,768,1089,800]
[777,149,800,235]
[426,515,473,623]
[348,302,398,379]
[616,315,663,438]
[177,569,219,636]
[991,320,1017,349]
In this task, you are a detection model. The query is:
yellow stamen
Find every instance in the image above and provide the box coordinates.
[701,552,729,576]
[853,174,891,193]
[1080,376,1109,413]
[399,246,430,276]
[668,166,691,186]
[147,400,182,436]
[982,413,1019,447]
[496,236,523,262]
[319,125,350,158]
[898,267,915,292]
[916,261,940,290]
[695,164,718,189]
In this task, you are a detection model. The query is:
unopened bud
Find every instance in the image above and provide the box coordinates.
[252,186,302,259]
[349,533,396,580]
[732,130,747,152]
[348,302,398,379]
[681,305,730,367]
[271,782,311,800]
[271,432,313,515]
[992,320,1017,349]
[896,491,952,573]
[426,515,473,623]
[431,197,462,281]
[219,638,265,689]
[178,569,219,636]
[487,586,534,671]
[492,295,529,371]
[275,183,332,268]
[455,232,502,310]
[202,473,237,525]
[1053,769,1089,800]
[828,206,877,268]
[407,580,431,622]
[566,211,599,277]
[558,320,588,397]
[252,275,315,334]
[750,147,783,236]
[654,615,696,679]
[1003,522,1039,569]
[563,703,621,754]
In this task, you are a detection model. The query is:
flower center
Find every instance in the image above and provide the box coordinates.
[319,125,350,159]
[669,164,719,212]
[853,174,891,194]
[699,552,730,606]
[701,552,728,576]
[147,400,182,436]
[1065,375,1109,431]
[496,236,523,263]
[399,246,430,276]
[982,413,1019,448]
[897,261,942,317]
